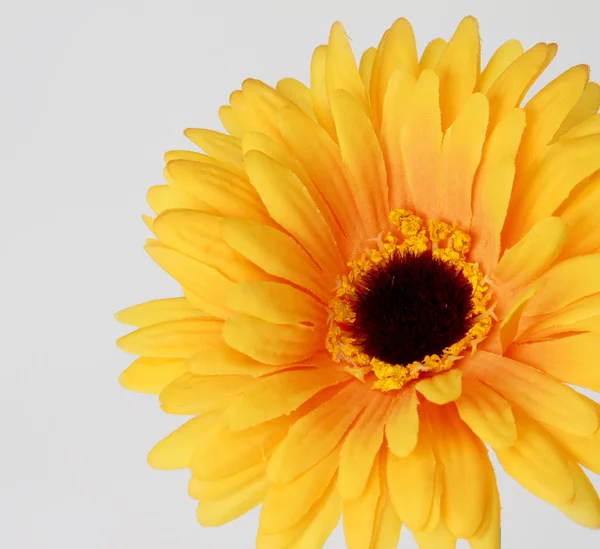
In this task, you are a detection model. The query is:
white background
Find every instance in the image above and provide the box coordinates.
[2,0,599,547]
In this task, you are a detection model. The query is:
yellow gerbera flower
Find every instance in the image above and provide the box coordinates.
[116,15,600,549]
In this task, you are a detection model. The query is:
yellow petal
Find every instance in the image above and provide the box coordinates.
[268,382,367,483]
[330,88,389,234]
[276,78,317,120]
[260,445,341,534]
[559,172,600,259]
[163,149,223,164]
[380,68,417,210]
[240,79,291,143]
[370,492,402,549]
[159,373,251,415]
[226,280,326,325]
[189,461,266,500]
[416,369,462,405]
[493,217,567,289]
[119,357,187,395]
[435,16,480,130]
[556,81,600,137]
[431,405,488,538]
[310,45,337,141]
[183,128,245,176]
[343,459,381,549]
[220,218,329,302]
[326,22,368,110]
[223,366,348,431]
[191,415,292,480]
[468,463,500,549]
[509,332,600,392]
[387,412,436,531]
[338,395,392,499]
[148,412,220,470]
[518,65,589,171]
[414,523,457,549]
[153,209,267,282]
[195,472,267,526]
[498,281,544,353]
[115,297,205,327]
[145,241,232,318]
[146,184,209,215]
[244,149,343,276]
[187,344,291,377]
[545,420,600,475]
[506,134,600,240]
[278,105,364,243]
[557,463,600,528]
[385,387,419,457]
[257,479,342,549]
[370,18,418,127]
[437,93,489,227]
[525,253,600,315]
[561,113,600,139]
[401,70,442,220]
[117,317,223,358]
[419,38,447,72]
[495,409,575,505]
[468,350,598,436]
[223,314,323,366]
[218,104,245,138]
[478,39,523,94]
[456,375,517,449]
[359,47,377,93]
[166,159,269,223]
[486,43,555,131]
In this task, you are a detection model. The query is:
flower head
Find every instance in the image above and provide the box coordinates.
[117,15,600,549]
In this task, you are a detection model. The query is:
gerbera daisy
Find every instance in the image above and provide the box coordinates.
[116,15,600,549]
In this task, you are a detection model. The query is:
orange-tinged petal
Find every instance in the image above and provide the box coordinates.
[416,369,463,404]
[385,387,419,456]
[561,113,600,139]
[184,128,245,176]
[438,93,488,227]
[117,317,224,358]
[435,16,480,130]
[467,350,598,436]
[153,209,268,282]
[431,405,489,538]
[311,45,337,141]
[244,149,344,276]
[223,367,348,431]
[267,382,367,483]
[559,172,600,259]
[220,218,329,302]
[115,297,205,327]
[509,333,600,392]
[525,253,600,315]
[359,47,377,93]
[338,395,391,499]
[195,472,267,526]
[330,89,389,234]
[223,314,323,366]
[556,81,600,137]
[343,459,381,549]
[148,412,221,470]
[145,241,232,318]
[387,412,436,531]
[276,78,317,120]
[119,357,187,395]
[545,420,600,475]
[498,281,544,353]
[493,217,567,289]
[380,68,417,209]
[401,70,442,219]
[486,42,556,131]
[478,39,523,94]
[226,280,326,325]
[419,38,446,71]
[456,375,517,449]
[260,445,341,534]
[495,410,575,505]
[189,461,266,500]
[159,373,251,415]
[257,479,342,549]
[370,452,403,549]
[327,22,368,110]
